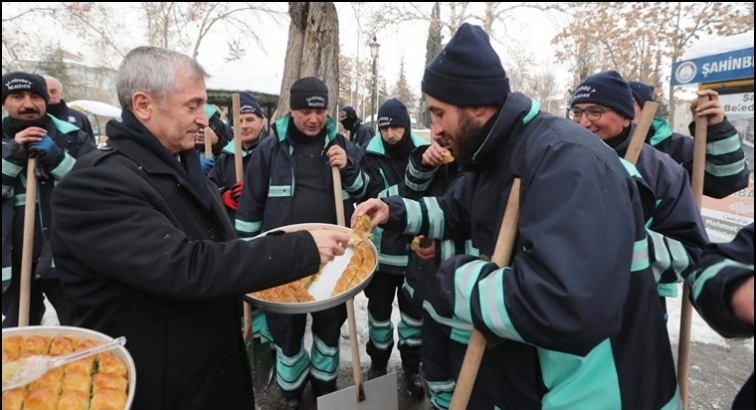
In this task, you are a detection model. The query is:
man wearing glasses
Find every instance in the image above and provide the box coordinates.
[570,70,709,318]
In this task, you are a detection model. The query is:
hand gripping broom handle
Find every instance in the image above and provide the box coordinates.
[449,178,521,410]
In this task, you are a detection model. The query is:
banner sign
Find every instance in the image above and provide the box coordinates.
[671,47,754,86]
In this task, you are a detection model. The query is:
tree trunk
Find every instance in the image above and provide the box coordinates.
[273,2,340,121]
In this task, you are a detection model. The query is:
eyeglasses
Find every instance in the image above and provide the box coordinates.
[570,107,609,121]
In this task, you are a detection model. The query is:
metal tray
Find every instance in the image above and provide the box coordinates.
[244,223,377,314]
[2,325,136,409]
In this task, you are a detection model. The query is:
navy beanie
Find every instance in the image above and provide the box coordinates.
[422,23,510,106]
[571,70,635,120]
[628,81,655,108]
[290,77,328,110]
[2,71,50,104]
[377,98,411,129]
[239,92,264,118]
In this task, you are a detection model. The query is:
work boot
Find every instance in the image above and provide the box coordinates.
[367,361,388,380]
[280,396,301,410]
[403,366,425,398]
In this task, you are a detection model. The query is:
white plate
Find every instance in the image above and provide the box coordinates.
[2,325,136,409]
[244,223,377,314]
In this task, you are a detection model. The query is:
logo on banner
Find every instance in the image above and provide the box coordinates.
[674,61,697,84]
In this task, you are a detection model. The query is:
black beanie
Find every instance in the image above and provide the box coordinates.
[290,77,329,110]
[339,106,356,119]
[571,70,635,120]
[422,23,510,106]
[239,92,264,118]
[2,71,50,105]
[377,98,411,129]
[628,81,655,108]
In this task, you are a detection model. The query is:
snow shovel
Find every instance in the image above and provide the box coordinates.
[318,167,399,410]
[450,178,521,410]
[17,157,38,327]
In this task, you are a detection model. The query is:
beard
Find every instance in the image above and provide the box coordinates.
[3,113,50,138]
[451,109,485,171]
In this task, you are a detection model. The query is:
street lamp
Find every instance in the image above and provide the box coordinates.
[369,36,380,127]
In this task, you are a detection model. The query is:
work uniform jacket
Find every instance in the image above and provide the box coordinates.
[647,117,749,198]
[235,115,370,238]
[382,93,681,409]
[2,115,95,291]
[361,132,429,275]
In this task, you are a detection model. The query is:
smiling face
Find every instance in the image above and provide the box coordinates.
[239,112,264,148]
[571,103,630,140]
[3,91,46,121]
[132,66,208,154]
[291,108,326,137]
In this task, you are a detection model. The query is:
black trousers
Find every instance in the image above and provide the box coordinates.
[363,272,422,369]
[2,274,71,328]
[266,304,346,398]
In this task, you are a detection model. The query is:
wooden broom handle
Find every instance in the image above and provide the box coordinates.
[450,178,521,410]
[230,94,253,339]
[624,102,659,164]
[678,94,708,408]
[18,157,38,327]
[332,166,365,401]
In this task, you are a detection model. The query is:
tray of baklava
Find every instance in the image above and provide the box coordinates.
[2,326,136,410]
[244,221,378,314]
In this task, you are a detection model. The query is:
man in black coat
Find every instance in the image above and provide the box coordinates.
[49,46,349,410]
[44,75,96,144]
[339,105,374,151]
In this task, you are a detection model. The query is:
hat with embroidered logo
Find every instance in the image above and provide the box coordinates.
[290,77,329,110]
[2,71,49,105]
[239,92,264,118]
[571,70,635,120]
[377,98,410,129]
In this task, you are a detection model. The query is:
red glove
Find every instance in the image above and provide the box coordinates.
[222,181,244,210]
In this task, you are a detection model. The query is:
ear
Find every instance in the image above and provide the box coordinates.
[131,92,153,121]
[470,105,495,121]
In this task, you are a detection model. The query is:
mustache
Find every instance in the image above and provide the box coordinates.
[18,108,41,115]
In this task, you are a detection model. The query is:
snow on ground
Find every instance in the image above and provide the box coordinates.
[30,281,754,367]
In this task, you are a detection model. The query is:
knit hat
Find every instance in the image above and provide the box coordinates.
[290,77,328,110]
[2,71,50,104]
[239,92,264,118]
[339,105,356,119]
[377,98,411,129]
[422,23,510,106]
[571,70,635,120]
[628,81,655,108]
